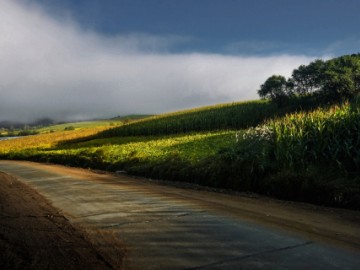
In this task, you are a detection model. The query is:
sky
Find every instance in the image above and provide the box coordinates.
[1,0,359,122]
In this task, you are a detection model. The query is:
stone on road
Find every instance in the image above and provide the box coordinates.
[0,161,359,269]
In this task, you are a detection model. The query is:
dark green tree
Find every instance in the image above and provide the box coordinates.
[258,53,360,105]
[258,75,288,105]
[322,55,360,101]
[290,59,325,95]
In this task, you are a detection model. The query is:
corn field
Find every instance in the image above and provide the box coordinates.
[99,100,280,137]
[268,102,360,172]
[1,99,359,208]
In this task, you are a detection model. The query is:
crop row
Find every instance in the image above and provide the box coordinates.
[98,100,280,137]
[269,102,360,172]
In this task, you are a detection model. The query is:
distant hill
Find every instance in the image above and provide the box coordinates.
[0,121,24,129]
[0,118,55,129]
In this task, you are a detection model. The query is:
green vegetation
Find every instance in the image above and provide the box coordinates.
[0,119,121,137]
[259,54,360,106]
[1,53,359,209]
[99,100,282,137]
[37,120,122,133]
[1,100,359,209]
[233,101,360,207]
[111,114,153,123]
[0,129,39,137]
[5,131,235,172]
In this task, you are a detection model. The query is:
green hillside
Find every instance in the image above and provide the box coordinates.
[99,100,282,137]
[37,120,122,133]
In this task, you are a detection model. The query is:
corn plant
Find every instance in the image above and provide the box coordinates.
[268,102,360,172]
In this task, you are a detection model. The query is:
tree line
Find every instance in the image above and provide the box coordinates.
[258,53,360,106]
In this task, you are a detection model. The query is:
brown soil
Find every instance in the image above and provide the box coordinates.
[0,172,119,270]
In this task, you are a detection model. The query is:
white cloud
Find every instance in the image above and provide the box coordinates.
[0,0,314,122]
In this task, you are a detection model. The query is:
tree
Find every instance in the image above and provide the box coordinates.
[290,59,325,95]
[258,75,288,105]
[321,55,360,101]
[257,53,360,106]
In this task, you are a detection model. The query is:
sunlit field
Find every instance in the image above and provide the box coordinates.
[0,99,359,209]
[37,131,236,165]
[0,126,110,153]
[98,99,281,137]
[37,120,122,133]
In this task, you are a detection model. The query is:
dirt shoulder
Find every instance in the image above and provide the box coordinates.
[0,172,119,270]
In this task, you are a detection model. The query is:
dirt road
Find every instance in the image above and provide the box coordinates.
[0,172,119,269]
[0,160,360,269]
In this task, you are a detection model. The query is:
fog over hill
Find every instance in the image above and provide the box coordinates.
[0,0,314,122]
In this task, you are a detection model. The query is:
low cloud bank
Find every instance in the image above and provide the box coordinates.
[0,0,314,122]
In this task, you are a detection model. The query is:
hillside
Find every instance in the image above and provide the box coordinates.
[0,97,359,209]
[98,100,281,137]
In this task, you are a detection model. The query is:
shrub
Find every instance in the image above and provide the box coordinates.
[64,126,75,131]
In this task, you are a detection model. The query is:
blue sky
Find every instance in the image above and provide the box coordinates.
[32,0,360,56]
[0,0,359,121]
